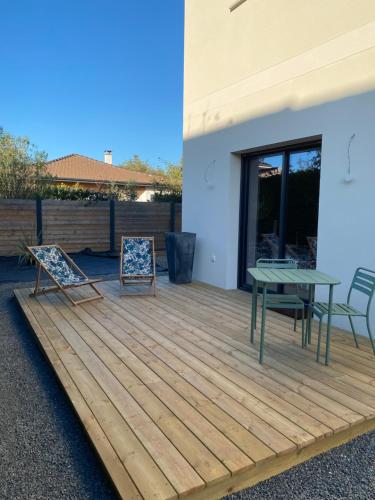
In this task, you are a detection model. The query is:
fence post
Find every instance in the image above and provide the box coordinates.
[170,201,176,233]
[36,198,43,245]
[109,199,115,252]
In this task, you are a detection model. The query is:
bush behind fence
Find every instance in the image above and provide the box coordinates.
[0,199,181,256]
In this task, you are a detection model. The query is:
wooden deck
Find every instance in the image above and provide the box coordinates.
[15,278,375,500]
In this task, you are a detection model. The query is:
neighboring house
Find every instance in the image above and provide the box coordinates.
[46,151,158,201]
[183,0,375,335]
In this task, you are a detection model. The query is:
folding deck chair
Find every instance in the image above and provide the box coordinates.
[27,245,104,306]
[120,236,156,296]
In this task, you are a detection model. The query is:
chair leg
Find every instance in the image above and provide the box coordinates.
[254,295,258,332]
[348,316,359,349]
[32,263,42,296]
[250,283,257,344]
[293,309,297,332]
[366,315,375,355]
[61,287,78,306]
[316,317,323,363]
[307,285,313,345]
[259,286,267,364]
[89,282,104,299]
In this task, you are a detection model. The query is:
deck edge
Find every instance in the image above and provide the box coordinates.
[188,417,375,500]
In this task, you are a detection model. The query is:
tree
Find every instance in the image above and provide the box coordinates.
[0,128,50,199]
[153,158,183,202]
[107,181,138,201]
[120,154,183,202]
[165,159,183,190]
[119,154,164,176]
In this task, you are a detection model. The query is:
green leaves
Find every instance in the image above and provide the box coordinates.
[0,128,49,199]
[153,158,183,202]
[120,154,183,202]
[119,154,164,176]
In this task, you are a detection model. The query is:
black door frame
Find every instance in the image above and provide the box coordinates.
[237,140,322,291]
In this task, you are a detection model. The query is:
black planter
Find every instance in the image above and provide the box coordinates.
[165,232,196,284]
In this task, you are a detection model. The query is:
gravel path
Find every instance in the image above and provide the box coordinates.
[0,256,374,499]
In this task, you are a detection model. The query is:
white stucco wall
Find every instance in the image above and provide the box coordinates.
[183,0,375,334]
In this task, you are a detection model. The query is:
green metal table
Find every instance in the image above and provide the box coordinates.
[247,268,341,365]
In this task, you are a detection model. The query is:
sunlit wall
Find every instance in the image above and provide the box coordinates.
[183,0,375,335]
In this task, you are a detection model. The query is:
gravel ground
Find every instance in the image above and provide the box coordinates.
[225,431,375,499]
[0,255,374,499]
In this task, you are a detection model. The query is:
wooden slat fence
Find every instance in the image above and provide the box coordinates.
[115,201,171,252]
[43,200,110,253]
[0,199,37,256]
[0,199,181,256]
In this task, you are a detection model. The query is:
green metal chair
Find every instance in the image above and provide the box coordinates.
[255,258,306,346]
[310,267,375,362]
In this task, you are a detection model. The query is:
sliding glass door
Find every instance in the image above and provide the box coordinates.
[238,142,321,296]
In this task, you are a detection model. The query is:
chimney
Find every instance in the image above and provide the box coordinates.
[104,150,112,165]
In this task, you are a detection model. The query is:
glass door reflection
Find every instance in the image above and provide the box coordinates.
[285,149,320,269]
[244,153,283,291]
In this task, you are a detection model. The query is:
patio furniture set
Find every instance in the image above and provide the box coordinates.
[248,259,375,366]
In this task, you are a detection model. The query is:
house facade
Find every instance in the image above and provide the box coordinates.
[46,152,158,201]
[183,0,375,334]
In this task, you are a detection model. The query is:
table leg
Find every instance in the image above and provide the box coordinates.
[306,284,313,346]
[250,279,257,343]
[325,284,334,366]
[259,283,267,364]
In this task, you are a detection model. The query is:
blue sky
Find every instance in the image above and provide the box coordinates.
[0,0,184,167]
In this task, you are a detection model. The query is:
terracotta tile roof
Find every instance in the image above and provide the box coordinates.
[46,154,158,186]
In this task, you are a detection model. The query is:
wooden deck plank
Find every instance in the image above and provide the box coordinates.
[94,289,292,457]
[14,289,142,500]
[16,289,175,500]
[136,293,346,434]
[109,287,331,441]
[143,290,365,425]
[163,282,375,375]
[14,278,375,500]
[263,336,375,406]
[101,282,299,455]
[53,291,253,481]
[154,283,375,416]
[39,292,205,498]
[80,299,275,465]
[191,280,375,357]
